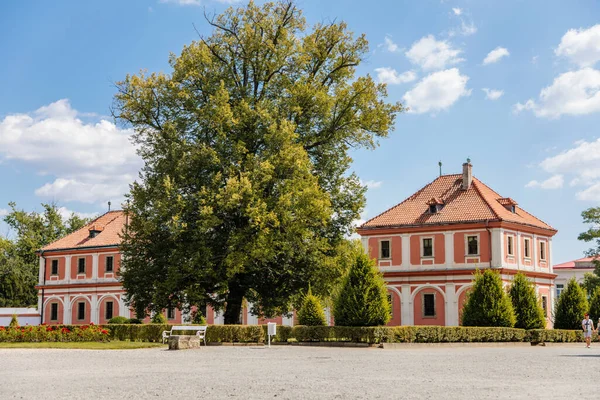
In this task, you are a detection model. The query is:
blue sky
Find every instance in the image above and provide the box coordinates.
[1,0,599,264]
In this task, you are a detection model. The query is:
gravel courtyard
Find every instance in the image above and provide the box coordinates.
[1,344,597,399]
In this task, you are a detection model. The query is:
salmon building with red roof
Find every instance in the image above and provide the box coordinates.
[356,160,558,328]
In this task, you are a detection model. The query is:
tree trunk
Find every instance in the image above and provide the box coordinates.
[223,282,245,325]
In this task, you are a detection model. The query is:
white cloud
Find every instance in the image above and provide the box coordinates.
[402,68,471,114]
[458,20,477,36]
[514,68,600,118]
[525,175,564,189]
[361,180,383,189]
[555,24,600,67]
[405,35,464,71]
[482,88,504,100]
[383,36,399,53]
[532,139,600,200]
[532,56,539,64]
[56,207,98,221]
[374,67,417,85]
[0,209,8,217]
[483,47,509,65]
[0,99,141,205]
[452,7,462,15]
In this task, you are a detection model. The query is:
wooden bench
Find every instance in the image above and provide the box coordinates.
[162,325,207,345]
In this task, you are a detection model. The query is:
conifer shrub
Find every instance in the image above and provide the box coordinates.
[9,314,19,328]
[588,287,600,322]
[508,273,545,329]
[333,251,390,327]
[297,289,326,326]
[151,312,167,324]
[554,277,589,329]
[107,316,129,324]
[461,269,516,327]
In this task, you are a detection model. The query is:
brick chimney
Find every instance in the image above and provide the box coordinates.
[462,159,472,190]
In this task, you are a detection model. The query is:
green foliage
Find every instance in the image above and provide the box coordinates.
[297,289,326,326]
[528,329,594,344]
[151,313,166,324]
[102,324,167,342]
[191,311,207,325]
[554,277,589,329]
[579,207,600,267]
[107,316,130,324]
[9,314,19,328]
[462,269,516,327]
[582,272,600,297]
[0,324,109,342]
[128,318,142,324]
[588,287,600,322]
[0,202,91,307]
[508,273,545,329]
[333,250,391,327]
[113,0,402,324]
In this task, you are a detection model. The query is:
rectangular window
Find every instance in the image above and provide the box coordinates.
[78,258,86,274]
[50,303,58,321]
[167,308,176,320]
[541,296,548,317]
[105,301,114,320]
[507,236,514,256]
[556,284,564,298]
[467,236,478,255]
[524,238,531,259]
[51,260,58,276]
[77,302,85,321]
[422,238,433,257]
[106,256,114,272]
[540,242,546,261]
[387,294,393,318]
[380,240,390,259]
[423,293,435,317]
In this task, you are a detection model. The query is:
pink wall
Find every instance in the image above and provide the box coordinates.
[520,234,533,266]
[410,234,444,265]
[391,236,402,265]
[44,300,64,324]
[70,298,91,324]
[412,287,445,326]
[45,257,66,281]
[537,238,549,268]
[457,287,471,325]
[70,256,93,280]
[454,232,490,264]
[98,297,120,325]
[368,236,401,265]
[98,253,121,279]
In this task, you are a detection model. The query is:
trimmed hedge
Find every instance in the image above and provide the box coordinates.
[0,324,109,343]
[528,329,597,343]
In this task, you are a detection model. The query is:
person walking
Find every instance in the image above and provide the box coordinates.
[582,313,594,348]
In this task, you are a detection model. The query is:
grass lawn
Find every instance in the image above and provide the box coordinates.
[0,341,167,350]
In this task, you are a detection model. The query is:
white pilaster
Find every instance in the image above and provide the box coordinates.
[119,296,129,318]
[65,255,72,284]
[516,232,522,270]
[548,238,553,274]
[490,228,502,267]
[246,302,258,325]
[401,284,413,325]
[64,295,71,324]
[38,256,45,285]
[214,309,224,325]
[532,234,538,269]
[401,234,410,268]
[92,254,99,281]
[361,237,369,254]
[444,232,453,268]
[91,294,99,324]
[445,283,458,326]
[282,313,294,327]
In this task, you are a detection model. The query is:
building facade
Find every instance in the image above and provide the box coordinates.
[553,257,597,299]
[357,161,557,328]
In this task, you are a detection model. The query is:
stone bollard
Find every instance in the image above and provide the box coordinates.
[168,335,201,350]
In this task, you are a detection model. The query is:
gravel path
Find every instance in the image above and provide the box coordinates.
[1,344,596,399]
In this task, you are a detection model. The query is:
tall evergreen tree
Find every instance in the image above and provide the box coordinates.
[333,250,390,327]
[588,287,600,323]
[113,1,402,323]
[508,273,545,329]
[462,269,516,327]
[554,277,589,329]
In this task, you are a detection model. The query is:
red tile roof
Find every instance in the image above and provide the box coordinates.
[360,174,556,232]
[41,210,126,251]
[554,257,596,269]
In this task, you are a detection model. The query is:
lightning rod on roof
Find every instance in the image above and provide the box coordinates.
[108,201,111,212]
[438,161,442,177]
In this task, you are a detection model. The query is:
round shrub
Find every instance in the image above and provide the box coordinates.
[107,316,129,324]
[128,318,143,324]
[151,312,167,324]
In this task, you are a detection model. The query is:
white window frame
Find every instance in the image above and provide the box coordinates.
[77,257,86,274]
[421,237,434,258]
[77,302,86,321]
[465,234,480,256]
[379,240,391,260]
[422,293,436,318]
[524,237,531,259]
[507,235,515,256]
[105,301,114,320]
[50,259,59,276]
[541,295,548,318]
[556,284,564,298]
[539,241,547,261]
[105,256,114,272]
[50,303,59,321]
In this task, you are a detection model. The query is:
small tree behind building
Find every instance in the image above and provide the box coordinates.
[508,273,546,329]
[462,269,516,327]
[297,288,326,326]
[334,251,390,327]
[554,277,589,329]
[588,287,600,322]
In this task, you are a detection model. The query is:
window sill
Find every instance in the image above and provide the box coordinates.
[421,256,434,259]
[422,315,437,319]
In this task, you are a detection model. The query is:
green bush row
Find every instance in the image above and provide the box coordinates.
[0,324,109,343]
[97,324,595,344]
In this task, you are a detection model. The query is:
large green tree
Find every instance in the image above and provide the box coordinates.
[553,277,589,329]
[113,1,401,323]
[461,269,516,328]
[579,207,600,294]
[0,202,90,307]
[508,273,545,330]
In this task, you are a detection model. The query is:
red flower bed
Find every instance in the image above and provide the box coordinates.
[0,324,109,343]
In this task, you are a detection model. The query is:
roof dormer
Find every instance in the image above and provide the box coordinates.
[497,198,518,213]
[426,197,444,214]
[88,224,104,238]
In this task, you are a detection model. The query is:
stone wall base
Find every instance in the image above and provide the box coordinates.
[168,335,201,350]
